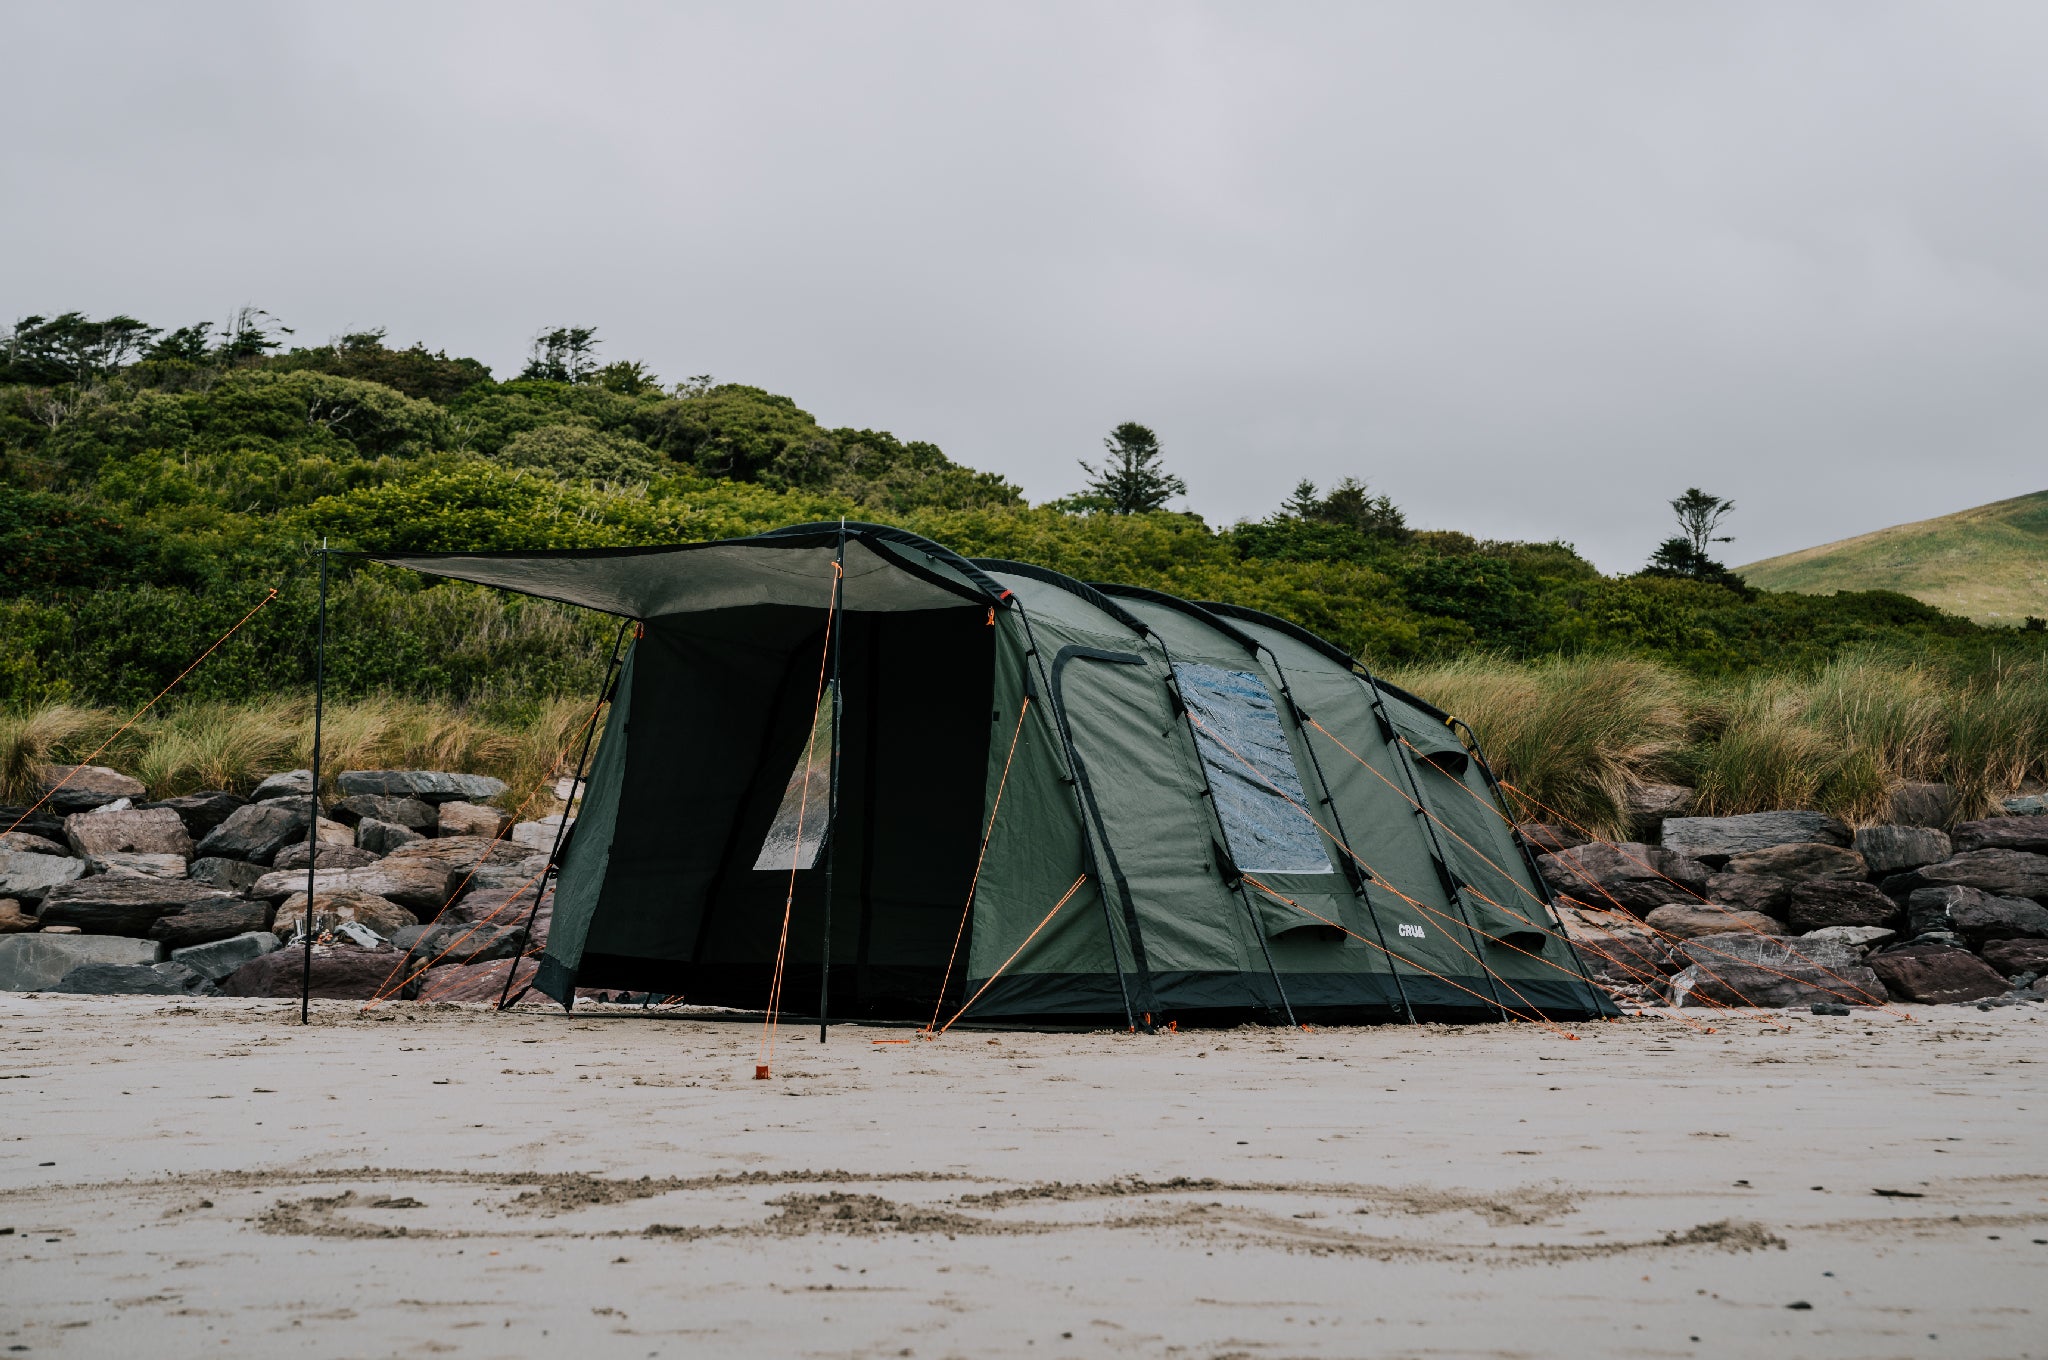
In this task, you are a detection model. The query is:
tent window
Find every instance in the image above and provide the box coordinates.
[1173,663,1333,875]
[752,685,835,871]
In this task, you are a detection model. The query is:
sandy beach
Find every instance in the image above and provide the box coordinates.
[3,996,2044,1359]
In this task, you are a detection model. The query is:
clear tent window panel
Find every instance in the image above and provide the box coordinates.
[1172,662,1334,875]
[753,685,835,871]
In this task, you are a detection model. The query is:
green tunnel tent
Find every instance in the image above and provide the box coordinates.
[366,523,1617,1026]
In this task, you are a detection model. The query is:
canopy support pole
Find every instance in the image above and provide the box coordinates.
[818,521,846,1043]
[300,543,327,1026]
[498,617,632,1011]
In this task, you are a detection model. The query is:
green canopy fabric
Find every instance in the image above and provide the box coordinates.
[370,522,1616,1026]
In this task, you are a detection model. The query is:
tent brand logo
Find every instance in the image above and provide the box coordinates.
[1398,923,1426,939]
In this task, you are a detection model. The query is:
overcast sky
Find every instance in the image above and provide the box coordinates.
[6,3,2046,570]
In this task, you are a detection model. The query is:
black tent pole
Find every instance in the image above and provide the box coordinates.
[300,542,327,1026]
[818,520,846,1043]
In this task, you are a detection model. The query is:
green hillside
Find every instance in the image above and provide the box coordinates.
[1739,491,2048,625]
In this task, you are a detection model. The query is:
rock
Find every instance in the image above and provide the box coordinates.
[271,840,381,873]
[1643,904,1786,940]
[382,836,536,881]
[250,770,313,801]
[511,815,574,850]
[1952,814,2048,855]
[336,770,509,805]
[466,854,551,892]
[36,877,237,936]
[1786,880,1901,933]
[405,920,528,975]
[330,794,437,831]
[0,808,69,843]
[195,802,310,864]
[1659,812,1852,865]
[1799,925,1895,952]
[1669,933,1886,1009]
[0,830,71,856]
[1854,825,1952,875]
[0,932,162,990]
[404,954,541,1004]
[272,887,418,939]
[1913,850,2048,903]
[1723,843,1868,882]
[187,857,268,894]
[436,801,510,839]
[356,818,425,854]
[1535,842,1710,915]
[169,930,281,982]
[141,791,248,839]
[1999,794,2048,816]
[1625,783,1694,818]
[0,899,35,933]
[220,943,405,1000]
[1553,901,1676,987]
[63,806,193,859]
[35,764,146,814]
[1905,885,2048,944]
[86,852,189,880]
[1702,873,1793,916]
[1887,782,1953,828]
[252,861,457,914]
[1868,942,2009,1004]
[1981,937,2048,977]
[0,849,87,904]
[50,959,214,996]
[148,899,269,950]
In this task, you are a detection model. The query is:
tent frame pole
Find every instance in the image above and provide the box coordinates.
[818,521,846,1043]
[498,617,632,1012]
[300,543,327,1026]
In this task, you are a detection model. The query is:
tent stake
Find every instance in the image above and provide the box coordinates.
[300,542,327,1026]
[818,520,846,1043]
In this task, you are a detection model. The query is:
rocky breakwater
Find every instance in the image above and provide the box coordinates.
[1540,795,2048,1011]
[0,764,565,1002]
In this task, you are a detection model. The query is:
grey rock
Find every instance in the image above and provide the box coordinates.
[1703,873,1794,916]
[1799,925,1895,952]
[1905,884,2048,944]
[0,808,69,843]
[406,919,528,972]
[1625,783,1695,818]
[1723,842,1868,882]
[35,764,146,814]
[441,884,553,934]
[1854,825,1952,875]
[170,930,281,981]
[0,932,161,990]
[1535,842,1711,914]
[50,959,215,996]
[467,854,551,892]
[1999,794,2048,817]
[195,802,310,864]
[250,769,313,800]
[271,840,381,873]
[0,830,71,856]
[1952,814,2048,855]
[0,849,87,904]
[335,769,509,805]
[149,898,269,950]
[1868,942,2009,1004]
[330,794,437,830]
[64,806,193,859]
[87,852,189,880]
[1659,812,1852,865]
[511,815,573,850]
[187,857,267,894]
[1887,782,1954,828]
[1668,932,1885,1009]
[36,877,237,936]
[356,818,424,854]
[272,886,418,939]
[252,862,456,913]
[1786,880,1901,933]
[141,791,247,839]
[1915,849,2048,903]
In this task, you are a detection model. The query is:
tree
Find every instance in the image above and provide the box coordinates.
[2,312,160,384]
[1076,421,1185,514]
[1281,478,1322,518]
[1670,487,1735,557]
[1317,476,1407,538]
[521,327,601,383]
[1642,487,1742,587]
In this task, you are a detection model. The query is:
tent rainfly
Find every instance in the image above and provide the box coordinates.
[369,522,1617,1027]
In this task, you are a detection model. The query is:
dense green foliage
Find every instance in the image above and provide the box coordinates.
[3,314,2039,714]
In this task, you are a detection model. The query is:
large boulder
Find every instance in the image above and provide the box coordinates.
[1887,782,1954,828]
[51,959,214,996]
[169,930,280,982]
[1981,937,2048,977]
[1702,873,1793,916]
[1535,842,1710,915]
[1799,925,1895,952]
[0,808,69,844]
[272,887,418,940]
[251,861,457,913]
[0,830,71,857]
[1668,932,1885,1009]
[1854,825,1952,876]
[87,852,190,880]
[195,802,310,865]
[2000,794,2048,816]
[141,791,247,840]
[0,899,34,934]
[330,794,436,831]
[1623,783,1694,838]
[1786,880,1901,934]
[64,806,193,859]
[35,764,145,814]
[404,920,528,976]
[1643,904,1784,940]
[511,815,574,851]
[1952,814,2048,855]
[271,840,380,873]
[440,884,553,930]
[148,898,269,950]
[1906,885,2048,944]
[405,954,540,1005]
[435,801,510,839]
[1913,850,2048,903]
[0,933,161,990]
[187,856,268,894]
[1659,811,1852,865]
[1554,903,1675,986]
[0,849,86,904]
[250,770,313,801]
[36,877,236,936]
[336,770,509,805]
[356,818,425,854]
[220,942,406,1000]
[1722,842,1868,882]
[1868,942,2009,1005]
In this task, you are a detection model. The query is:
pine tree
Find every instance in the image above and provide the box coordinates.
[1077,422,1186,514]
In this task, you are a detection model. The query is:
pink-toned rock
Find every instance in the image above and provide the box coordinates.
[220,943,405,1000]
[436,801,511,839]
[1723,842,1868,882]
[408,955,542,1005]
[1643,904,1785,940]
[64,807,193,859]
[273,888,418,940]
[1868,943,2009,1005]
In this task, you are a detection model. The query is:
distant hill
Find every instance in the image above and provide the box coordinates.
[1739,491,2048,625]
